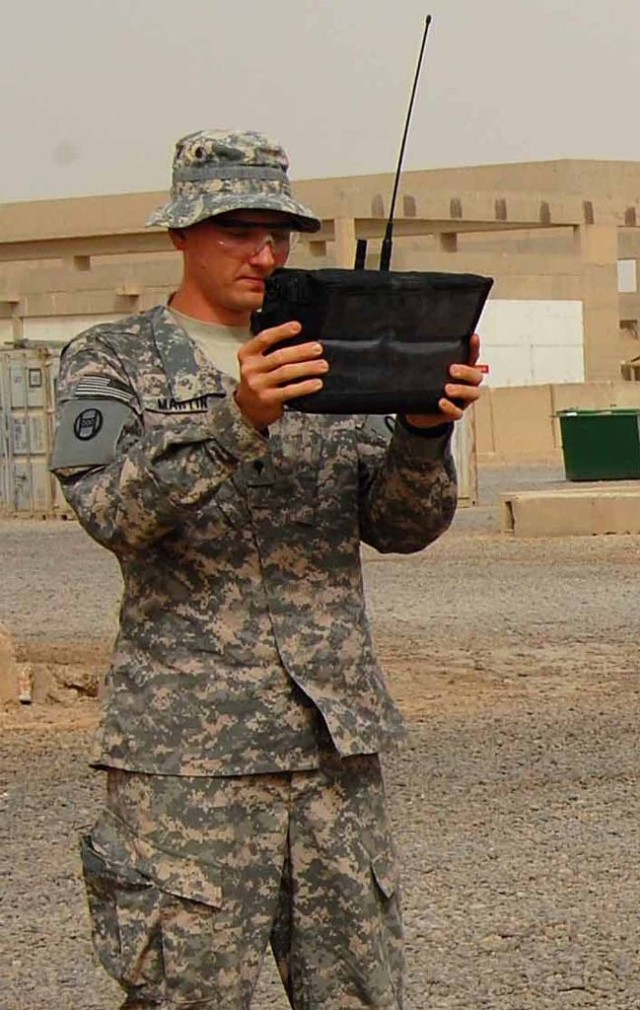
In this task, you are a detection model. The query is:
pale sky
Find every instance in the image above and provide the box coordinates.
[3,0,640,204]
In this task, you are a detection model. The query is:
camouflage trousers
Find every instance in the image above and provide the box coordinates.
[80,752,404,1009]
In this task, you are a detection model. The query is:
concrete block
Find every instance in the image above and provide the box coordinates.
[502,486,640,537]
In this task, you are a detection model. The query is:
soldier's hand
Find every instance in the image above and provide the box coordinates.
[235,322,328,430]
[405,333,484,429]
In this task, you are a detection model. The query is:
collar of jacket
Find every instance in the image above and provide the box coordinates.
[148,304,235,406]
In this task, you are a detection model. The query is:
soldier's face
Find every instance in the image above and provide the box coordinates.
[171,211,294,324]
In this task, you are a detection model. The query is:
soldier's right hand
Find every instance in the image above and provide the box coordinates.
[235,322,328,429]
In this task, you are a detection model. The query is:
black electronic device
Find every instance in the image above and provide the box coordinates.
[251,15,493,415]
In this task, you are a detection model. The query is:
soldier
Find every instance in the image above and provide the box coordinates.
[51,130,483,1010]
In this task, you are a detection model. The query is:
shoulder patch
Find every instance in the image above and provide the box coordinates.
[50,398,136,472]
[70,375,139,411]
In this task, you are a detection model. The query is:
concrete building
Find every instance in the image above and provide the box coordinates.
[3,157,640,386]
[3,157,640,480]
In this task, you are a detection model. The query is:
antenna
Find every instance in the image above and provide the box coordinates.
[353,238,368,270]
[379,14,433,272]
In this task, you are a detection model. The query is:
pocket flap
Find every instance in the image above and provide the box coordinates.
[87,812,222,908]
[133,833,222,908]
[80,833,151,893]
[370,850,398,901]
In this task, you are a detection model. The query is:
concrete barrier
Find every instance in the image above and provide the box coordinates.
[476,381,640,462]
[502,486,640,536]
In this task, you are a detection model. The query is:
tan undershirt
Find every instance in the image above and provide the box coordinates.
[169,306,250,380]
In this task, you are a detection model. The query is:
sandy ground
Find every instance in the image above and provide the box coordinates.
[2,461,640,1009]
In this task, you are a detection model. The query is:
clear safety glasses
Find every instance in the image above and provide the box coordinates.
[213,217,300,260]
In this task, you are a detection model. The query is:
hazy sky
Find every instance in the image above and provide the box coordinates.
[3,0,640,204]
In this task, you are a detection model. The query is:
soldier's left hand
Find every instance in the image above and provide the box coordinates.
[404,333,484,429]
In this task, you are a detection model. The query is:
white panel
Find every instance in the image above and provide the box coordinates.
[482,345,533,388]
[531,346,585,385]
[476,299,584,386]
[618,259,637,294]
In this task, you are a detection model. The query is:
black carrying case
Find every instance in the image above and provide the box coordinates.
[251,267,494,414]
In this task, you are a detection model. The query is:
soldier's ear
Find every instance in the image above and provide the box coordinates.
[168,228,187,251]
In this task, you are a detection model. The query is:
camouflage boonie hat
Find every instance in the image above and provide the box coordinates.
[146,129,321,233]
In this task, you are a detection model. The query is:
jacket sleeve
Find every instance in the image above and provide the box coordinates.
[50,335,268,556]
[355,415,458,554]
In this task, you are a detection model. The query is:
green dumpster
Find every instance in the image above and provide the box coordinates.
[556,408,640,481]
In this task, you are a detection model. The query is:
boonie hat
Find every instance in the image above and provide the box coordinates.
[146,129,321,233]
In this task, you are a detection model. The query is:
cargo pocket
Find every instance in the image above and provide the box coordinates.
[80,833,163,992]
[80,821,223,1002]
[131,832,224,1006]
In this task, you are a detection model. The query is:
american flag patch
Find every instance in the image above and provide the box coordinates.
[73,375,137,408]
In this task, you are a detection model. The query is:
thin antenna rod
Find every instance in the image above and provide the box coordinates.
[380,14,432,272]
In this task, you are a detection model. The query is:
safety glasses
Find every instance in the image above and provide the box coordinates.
[213,217,300,260]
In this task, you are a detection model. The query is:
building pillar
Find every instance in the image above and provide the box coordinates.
[573,224,620,381]
[333,217,357,268]
[10,300,23,346]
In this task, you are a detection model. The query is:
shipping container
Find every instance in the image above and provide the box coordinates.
[0,345,72,517]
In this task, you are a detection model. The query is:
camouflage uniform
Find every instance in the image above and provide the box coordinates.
[51,130,458,1009]
[81,752,403,1010]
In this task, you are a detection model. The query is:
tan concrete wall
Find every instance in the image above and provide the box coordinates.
[4,158,640,382]
[21,314,129,345]
[475,386,557,460]
[476,381,640,461]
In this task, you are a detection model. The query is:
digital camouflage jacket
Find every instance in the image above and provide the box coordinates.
[51,305,458,776]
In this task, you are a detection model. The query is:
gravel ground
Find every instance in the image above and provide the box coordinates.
[2,461,640,1010]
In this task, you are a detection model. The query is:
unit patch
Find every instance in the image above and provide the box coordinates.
[50,398,136,472]
[73,408,104,441]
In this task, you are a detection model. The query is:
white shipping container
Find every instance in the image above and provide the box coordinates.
[0,346,72,517]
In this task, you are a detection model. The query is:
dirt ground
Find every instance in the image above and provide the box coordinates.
[2,461,640,1009]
